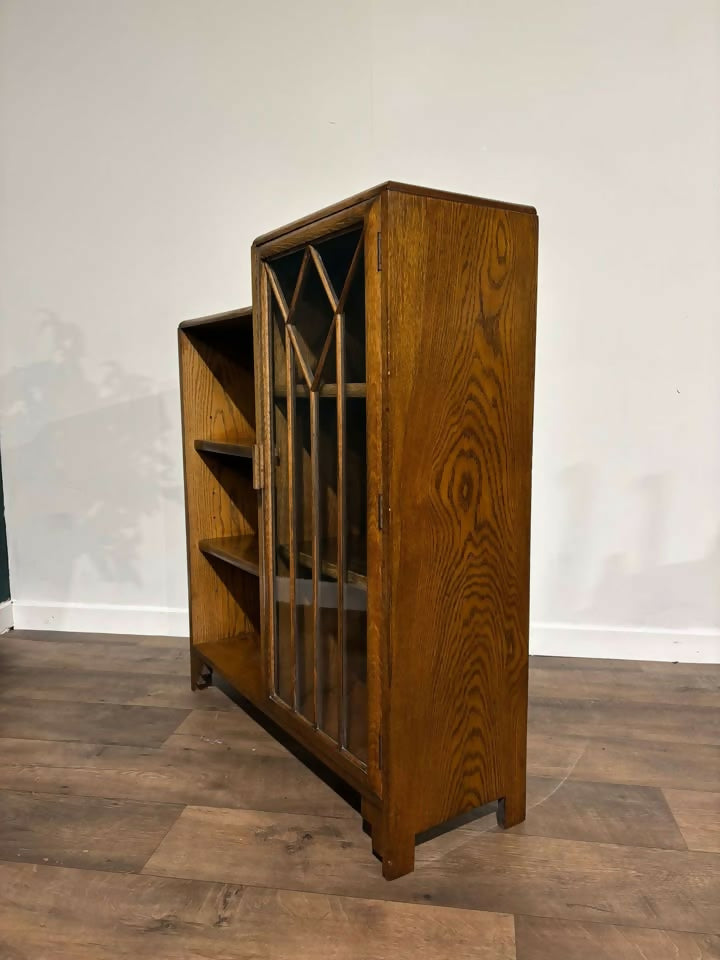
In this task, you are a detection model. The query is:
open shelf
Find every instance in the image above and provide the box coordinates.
[199,536,260,576]
[274,383,366,399]
[195,633,263,704]
[194,438,254,459]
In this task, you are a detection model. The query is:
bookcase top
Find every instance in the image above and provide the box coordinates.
[253,181,537,248]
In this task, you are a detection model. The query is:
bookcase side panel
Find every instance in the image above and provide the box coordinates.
[383,191,538,840]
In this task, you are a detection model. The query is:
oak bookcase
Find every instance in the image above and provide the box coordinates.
[179,182,538,879]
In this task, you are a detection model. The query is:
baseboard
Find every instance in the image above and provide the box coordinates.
[0,600,13,634]
[530,622,720,664]
[7,602,719,662]
[11,601,189,637]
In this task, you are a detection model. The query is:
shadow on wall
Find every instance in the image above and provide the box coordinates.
[548,464,720,629]
[0,315,183,602]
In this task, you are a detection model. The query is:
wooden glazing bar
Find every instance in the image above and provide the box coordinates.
[286,328,298,712]
[287,325,313,388]
[336,312,347,748]
[337,228,365,314]
[287,248,311,322]
[308,245,339,312]
[264,263,289,321]
[257,258,274,701]
[310,322,336,392]
[310,388,321,729]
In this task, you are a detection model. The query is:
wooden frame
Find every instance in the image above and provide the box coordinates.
[179,182,538,878]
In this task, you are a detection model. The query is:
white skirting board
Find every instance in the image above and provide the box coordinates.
[0,600,13,634]
[531,622,720,664]
[11,601,188,637]
[6,602,720,662]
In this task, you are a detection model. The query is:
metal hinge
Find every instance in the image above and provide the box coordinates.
[376,232,382,271]
[377,493,384,530]
[252,444,264,490]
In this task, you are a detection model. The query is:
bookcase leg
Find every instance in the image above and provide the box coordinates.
[361,797,385,860]
[190,650,212,691]
[381,826,415,881]
[496,789,526,829]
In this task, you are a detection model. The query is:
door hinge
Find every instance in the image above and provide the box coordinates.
[252,444,264,490]
[376,231,382,271]
[377,493,384,530]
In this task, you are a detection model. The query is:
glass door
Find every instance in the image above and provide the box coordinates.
[263,225,368,765]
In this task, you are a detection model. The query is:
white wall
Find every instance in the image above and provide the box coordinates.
[1,0,718,660]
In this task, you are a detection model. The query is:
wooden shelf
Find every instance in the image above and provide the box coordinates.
[179,306,252,332]
[273,383,366,399]
[278,540,367,587]
[195,634,263,704]
[199,536,260,576]
[194,438,254,459]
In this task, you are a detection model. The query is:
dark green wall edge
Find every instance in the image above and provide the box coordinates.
[0,449,10,603]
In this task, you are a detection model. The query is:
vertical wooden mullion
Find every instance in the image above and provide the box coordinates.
[336,312,347,748]
[286,329,298,712]
[310,389,321,728]
[257,261,275,699]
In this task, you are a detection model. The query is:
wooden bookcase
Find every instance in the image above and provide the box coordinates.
[179,182,538,879]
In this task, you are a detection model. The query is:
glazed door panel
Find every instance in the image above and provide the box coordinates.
[258,214,378,772]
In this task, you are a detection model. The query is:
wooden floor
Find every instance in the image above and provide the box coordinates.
[0,630,718,959]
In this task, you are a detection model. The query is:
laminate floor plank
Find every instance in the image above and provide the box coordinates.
[456,777,688,850]
[8,628,188,648]
[530,663,720,707]
[0,790,183,872]
[664,789,720,853]
[0,634,187,675]
[0,860,516,960]
[0,666,234,711]
[528,733,720,792]
[0,699,189,747]
[529,697,720,746]
[143,806,720,933]
[515,915,720,960]
[3,632,719,954]
[0,737,354,816]
[167,709,290,755]
[531,655,720,676]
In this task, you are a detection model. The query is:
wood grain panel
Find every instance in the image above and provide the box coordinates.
[0,861,515,960]
[382,190,537,871]
[0,790,182,872]
[664,789,720,853]
[364,197,385,796]
[516,916,720,960]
